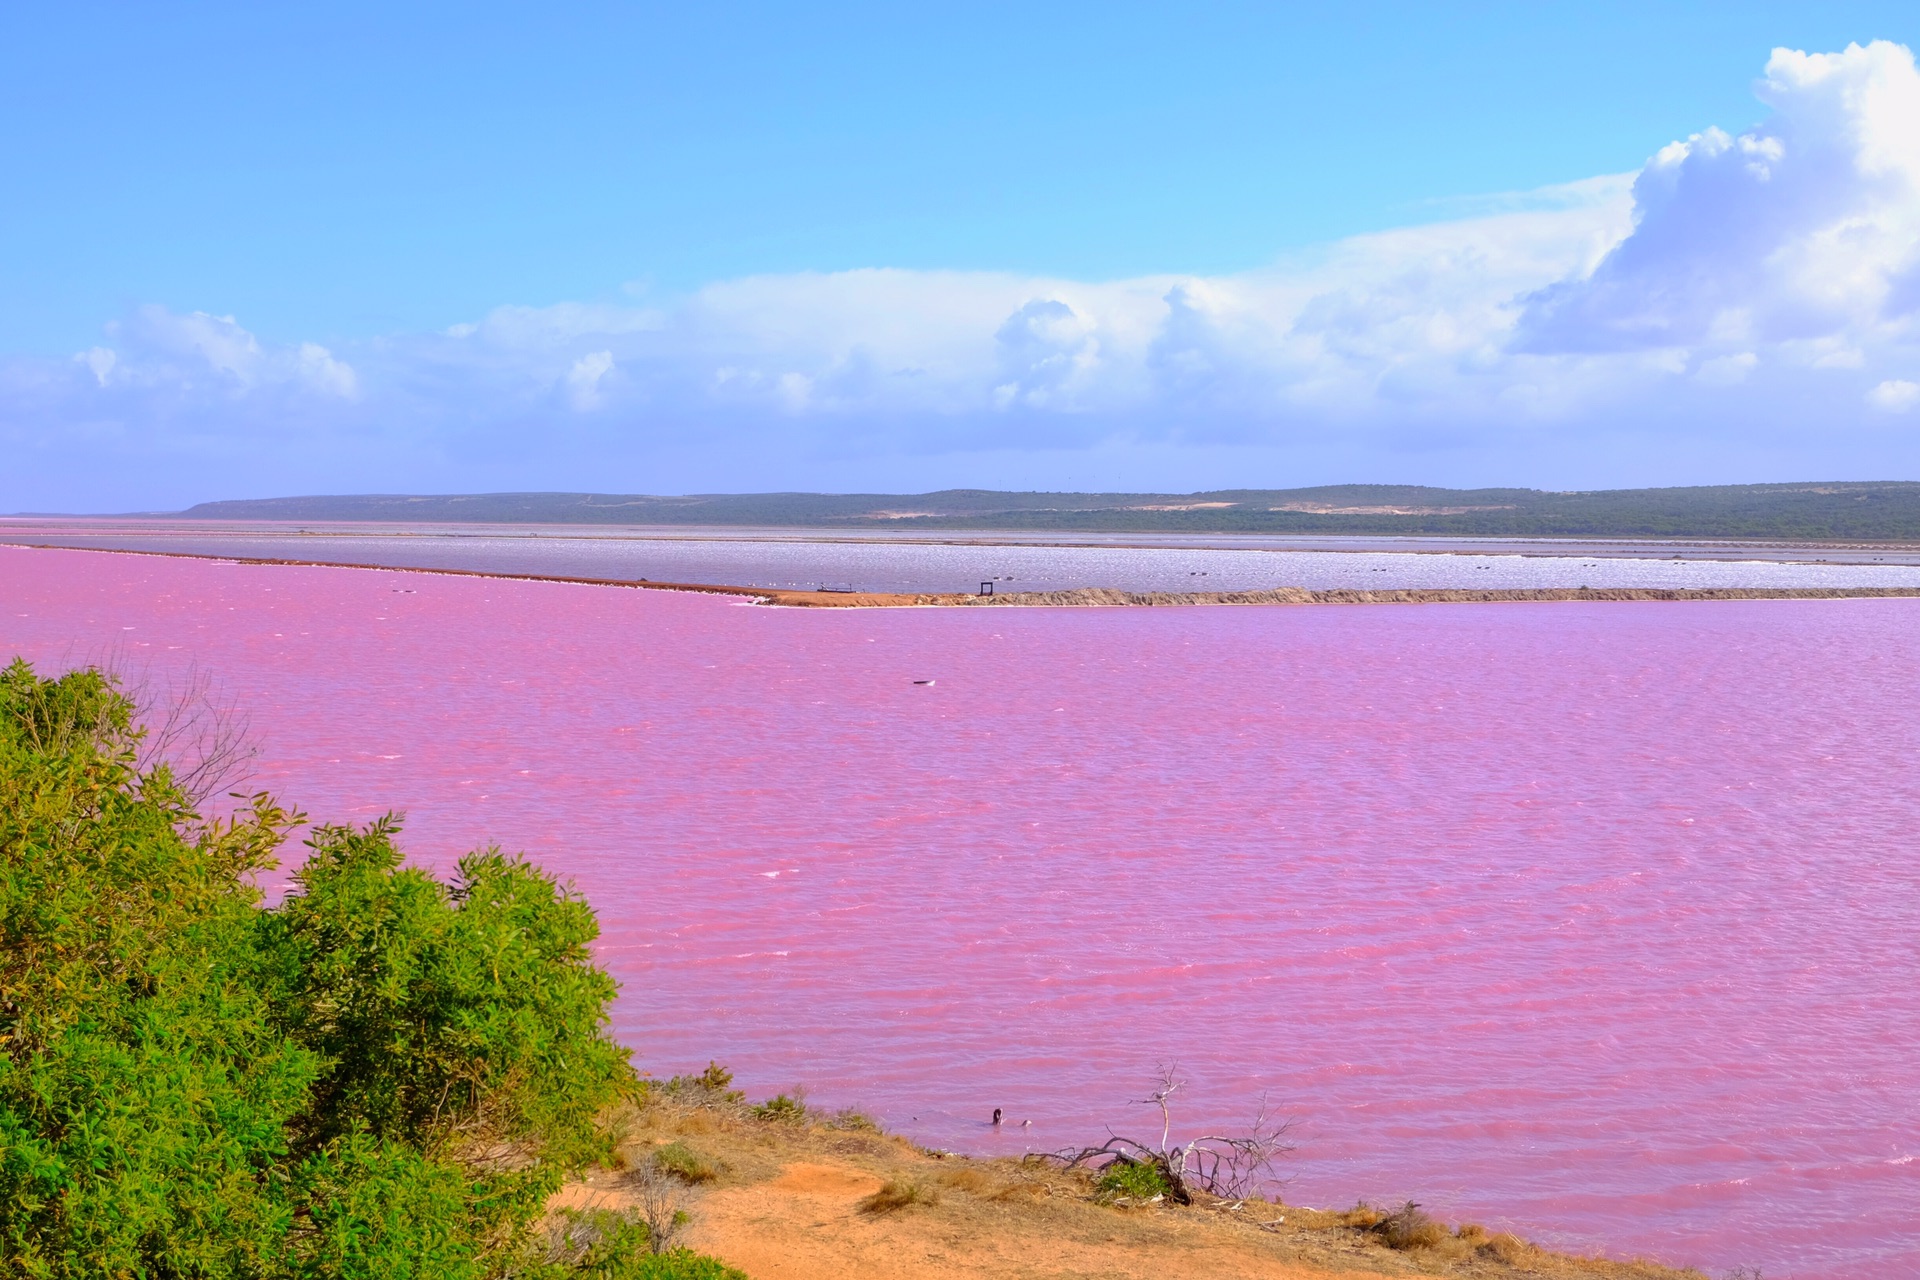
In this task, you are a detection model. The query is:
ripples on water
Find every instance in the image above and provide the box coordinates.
[3,544,1916,1279]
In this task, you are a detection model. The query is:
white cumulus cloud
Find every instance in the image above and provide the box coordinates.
[566,350,616,410]
[1518,41,1920,352]
[1869,378,1920,411]
[10,42,1920,510]
[88,305,359,399]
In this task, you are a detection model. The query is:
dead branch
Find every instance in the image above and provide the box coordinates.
[1046,1063,1295,1204]
[48,645,259,809]
[130,662,259,807]
[626,1163,689,1254]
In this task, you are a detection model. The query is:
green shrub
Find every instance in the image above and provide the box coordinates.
[1095,1158,1171,1201]
[651,1142,721,1184]
[659,1062,744,1105]
[0,661,314,1276]
[551,1209,731,1278]
[260,818,633,1166]
[0,658,735,1280]
[826,1107,882,1133]
[625,1250,749,1280]
[751,1092,808,1123]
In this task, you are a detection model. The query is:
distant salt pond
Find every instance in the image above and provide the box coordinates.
[4,542,1918,1279]
[8,518,1920,593]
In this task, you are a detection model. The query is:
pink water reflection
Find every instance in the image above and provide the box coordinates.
[4,546,1916,1278]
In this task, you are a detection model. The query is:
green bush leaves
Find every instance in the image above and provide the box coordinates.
[0,659,696,1279]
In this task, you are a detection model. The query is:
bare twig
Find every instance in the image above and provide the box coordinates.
[1047,1063,1295,1203]
[50,645,259,808]
[627,1164,689,1254]
[127,662,259,807]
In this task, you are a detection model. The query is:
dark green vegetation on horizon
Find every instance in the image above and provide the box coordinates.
[0,659,741,1279]
[177,482,1920,541]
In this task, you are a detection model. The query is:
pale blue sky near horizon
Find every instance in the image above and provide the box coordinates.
[8,4,1920,507]
[5,1,1911,351]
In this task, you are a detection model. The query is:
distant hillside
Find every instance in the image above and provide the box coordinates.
[178,482,1920,541]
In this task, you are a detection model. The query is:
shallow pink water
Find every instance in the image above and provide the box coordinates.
[5,546,1917,1277]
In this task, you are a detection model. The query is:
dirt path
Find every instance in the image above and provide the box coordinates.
[683,1159,1358,1280]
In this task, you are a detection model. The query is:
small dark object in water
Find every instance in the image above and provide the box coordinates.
[913,679,935,685]
[992,1108,1002,1126]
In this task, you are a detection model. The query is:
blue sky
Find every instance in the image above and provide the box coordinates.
[6,3,1920,508]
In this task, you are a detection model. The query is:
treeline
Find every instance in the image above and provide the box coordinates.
[180,482,1920,540]
[0,659,738,1279]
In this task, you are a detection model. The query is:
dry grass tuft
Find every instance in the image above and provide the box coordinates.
[673,1108,719,1136]
[935,1164,1029,1201]
[825,1107,882,1132]
[651,1140,721,1184]
[1377,1201,1449,1251]
[935,1166,998,1195]
[1478,1231,1534,1264]
[859,1178,940,1214]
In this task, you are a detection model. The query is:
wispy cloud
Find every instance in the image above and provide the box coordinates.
[8,42,1920,508]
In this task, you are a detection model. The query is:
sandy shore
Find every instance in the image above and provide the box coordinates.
[555,1096,1706,1280]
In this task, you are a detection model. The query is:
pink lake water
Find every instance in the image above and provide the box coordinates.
[4,545,1917,1277]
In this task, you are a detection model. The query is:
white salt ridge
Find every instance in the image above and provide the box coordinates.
[12,526,1920,594]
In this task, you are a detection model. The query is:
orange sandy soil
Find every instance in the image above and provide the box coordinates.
[551,1098,1706,1280]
